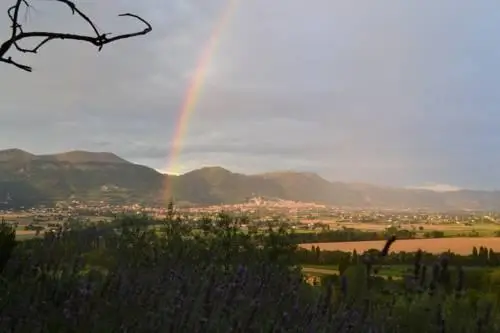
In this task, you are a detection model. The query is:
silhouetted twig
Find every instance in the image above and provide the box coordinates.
[0,0,152,72]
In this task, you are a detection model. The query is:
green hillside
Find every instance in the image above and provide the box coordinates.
[1,149,500,210]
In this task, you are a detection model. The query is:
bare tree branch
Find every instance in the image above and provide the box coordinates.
[0,0,152,72]
[0,55,32,71]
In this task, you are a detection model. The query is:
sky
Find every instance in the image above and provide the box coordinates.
[0,0,500,190]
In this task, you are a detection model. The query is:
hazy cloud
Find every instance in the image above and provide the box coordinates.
[1,0,500,189]
[407,183,462,193]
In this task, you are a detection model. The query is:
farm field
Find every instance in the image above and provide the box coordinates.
[301,263,498,280]
[329,222,499,234]
[297,220,500,237]
[14,232,38,240]
[302,264,409,279]
[300,237,500,255]
[1,214,111,240]
[302,266,339,277]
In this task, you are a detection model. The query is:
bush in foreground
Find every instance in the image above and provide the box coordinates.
[0,216,499,332]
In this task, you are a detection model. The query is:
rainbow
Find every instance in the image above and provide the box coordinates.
[163,0,238,201]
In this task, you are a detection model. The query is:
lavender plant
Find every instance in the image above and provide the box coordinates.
[0,216,499,332]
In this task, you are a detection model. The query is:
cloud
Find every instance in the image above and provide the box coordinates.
[1,0,500,189]
[407,183,462,193]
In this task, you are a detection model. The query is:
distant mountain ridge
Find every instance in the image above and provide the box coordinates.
[1,149,500,210]
[0,148,129,164]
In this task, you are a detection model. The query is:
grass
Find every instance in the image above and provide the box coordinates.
[302,262,500,283]
[291,229,318,234]
[301,264,406,279]
[14,232,39,240]
[326,222,500,237]
[301,264,340,278]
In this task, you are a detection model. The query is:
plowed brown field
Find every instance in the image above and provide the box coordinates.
[300,237,500,255]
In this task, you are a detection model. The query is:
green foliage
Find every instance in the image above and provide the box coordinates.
[1,214,500,332]
[0,222,16,273]
[338,255,350,275]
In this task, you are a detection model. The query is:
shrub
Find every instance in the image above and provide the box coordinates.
[0,222,16,273]
[0,216,499,332]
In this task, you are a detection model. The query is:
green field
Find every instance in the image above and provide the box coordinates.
[302,263,500,280]
[301,264,406,278]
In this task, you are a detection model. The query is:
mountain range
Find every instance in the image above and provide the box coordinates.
[1,148,500,211]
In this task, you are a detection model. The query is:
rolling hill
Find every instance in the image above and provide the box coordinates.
[1,149,500,210]
[0,149,163,206]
